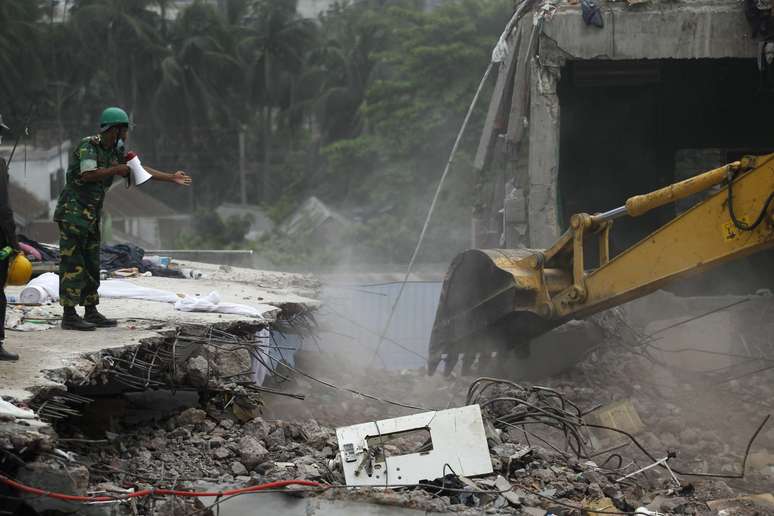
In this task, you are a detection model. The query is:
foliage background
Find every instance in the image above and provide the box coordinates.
[1,0,512,268]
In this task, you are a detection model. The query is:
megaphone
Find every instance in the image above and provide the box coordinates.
[126,155,152,187]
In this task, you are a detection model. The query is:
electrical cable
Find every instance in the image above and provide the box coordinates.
[584,414,770,479]
[0,475,321,503]
[1,472,644,515]
[252,346,430,411]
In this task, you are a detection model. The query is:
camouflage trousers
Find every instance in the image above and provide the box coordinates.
[58,222,101,307]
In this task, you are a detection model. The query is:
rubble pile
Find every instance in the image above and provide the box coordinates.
[56,403,670,514]
[537,342,774,494]
[48,356,768,515]
[3,295,774,514]
[6,339,773,515]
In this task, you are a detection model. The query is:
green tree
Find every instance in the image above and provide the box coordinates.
[69,0,165,120]
[0,0,46,115]
[239,0,316,202]
[152,1,245,204]
[308,1,389,143]
[312,0,512,263]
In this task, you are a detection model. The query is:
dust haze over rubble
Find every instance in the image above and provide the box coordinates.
[3,250,774,515]
[5,0,774,515]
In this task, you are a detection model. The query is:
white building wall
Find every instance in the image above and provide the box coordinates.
[4,141,70,218]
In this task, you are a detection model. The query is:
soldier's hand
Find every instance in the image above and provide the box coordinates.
[114,164,130,177]
[173,171,192,186]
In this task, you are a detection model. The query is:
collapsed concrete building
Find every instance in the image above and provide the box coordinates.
[4,2,774,515]
[473,0,773,291]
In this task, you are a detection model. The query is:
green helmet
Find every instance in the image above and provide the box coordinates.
[99,107,129,131]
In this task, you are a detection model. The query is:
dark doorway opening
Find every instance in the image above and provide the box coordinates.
[558,58,774,295]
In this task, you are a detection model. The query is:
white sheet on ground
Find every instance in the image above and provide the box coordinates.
[175,291,279,320]
[23,273,179,304]
[20,274,279,319]
[99,279,180,303]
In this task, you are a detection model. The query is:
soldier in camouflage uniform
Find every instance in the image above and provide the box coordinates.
[54,107,192,331]
[0,114,19,359]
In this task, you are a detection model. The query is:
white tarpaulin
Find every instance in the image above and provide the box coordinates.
[175,291,280,319]
[23,273,179,304]
[100,279,180,303]
[20,273,278,319]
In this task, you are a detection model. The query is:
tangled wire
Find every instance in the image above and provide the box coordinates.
[469,376,771,483]
[468,377,592,458]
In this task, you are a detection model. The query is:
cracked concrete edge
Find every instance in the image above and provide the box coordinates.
[543,0,756,63]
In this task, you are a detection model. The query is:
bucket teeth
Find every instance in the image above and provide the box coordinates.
[442,353,460,376]
[427,355,442,376]
[461,353,476,377]
[477,352,495,374]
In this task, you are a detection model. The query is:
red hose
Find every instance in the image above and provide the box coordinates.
[0,474,322,502]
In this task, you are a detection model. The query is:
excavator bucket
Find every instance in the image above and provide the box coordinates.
[428,155,774,376]
[428,248,566,376]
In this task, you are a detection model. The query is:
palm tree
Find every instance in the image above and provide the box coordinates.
[69,0,165,120]
[154,1,240,129]
[308,1,388,143]
[238,0,316,202]
[0,1,46,115]
[152,1,244,203]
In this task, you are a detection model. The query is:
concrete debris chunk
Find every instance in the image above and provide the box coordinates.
[493,475,522,507]
[230,461,248,476]
[16,461,89,514]
[177,407,207,426]
[238,435,269,469]
[185,355,210,386]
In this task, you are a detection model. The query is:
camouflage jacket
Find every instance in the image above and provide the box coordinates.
[53,136,126,230]
[0,157,18,248]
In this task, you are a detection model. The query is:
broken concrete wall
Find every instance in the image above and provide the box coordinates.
[526,60,562,248]
[492,1,759,249]
[542,2,756,63]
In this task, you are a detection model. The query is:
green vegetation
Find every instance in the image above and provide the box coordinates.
[1,0,512,268]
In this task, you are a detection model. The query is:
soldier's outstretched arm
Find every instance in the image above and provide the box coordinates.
[144,166,192,187]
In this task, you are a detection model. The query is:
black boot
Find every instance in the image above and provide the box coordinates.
[62,307,97,331]
[83,306,117,328]
[0,342,18,361]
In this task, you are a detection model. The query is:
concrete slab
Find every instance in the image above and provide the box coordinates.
[542,0,756,63]
[1,263,320,401]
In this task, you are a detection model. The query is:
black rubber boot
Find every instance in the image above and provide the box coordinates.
[0,343,18,361]
[83,306,117,328]
[62,307,97,331]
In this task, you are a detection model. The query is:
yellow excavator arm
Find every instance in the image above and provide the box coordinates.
[429,154,774,375]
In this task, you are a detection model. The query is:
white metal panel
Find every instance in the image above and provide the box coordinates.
[336,405,492,486]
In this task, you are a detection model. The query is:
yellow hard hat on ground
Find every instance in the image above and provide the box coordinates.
[7,253,32,286]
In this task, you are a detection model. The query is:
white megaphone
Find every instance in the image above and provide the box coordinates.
[126,155,152,187]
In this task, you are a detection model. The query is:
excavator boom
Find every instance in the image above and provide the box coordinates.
[429,154,774,376]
